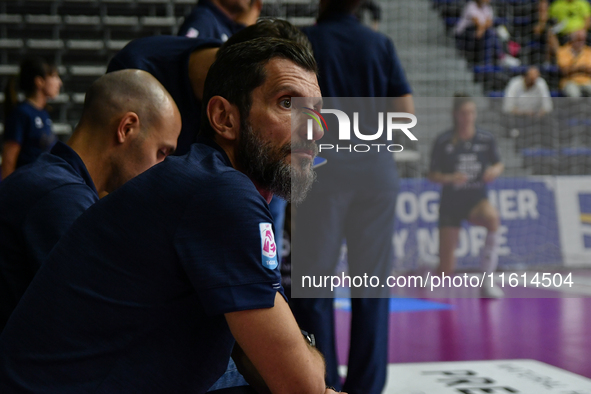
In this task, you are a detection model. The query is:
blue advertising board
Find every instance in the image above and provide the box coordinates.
[393,178,562,270]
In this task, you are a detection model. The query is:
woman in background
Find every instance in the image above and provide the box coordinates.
[2,56,62,179]
[429,95,505,298]
[454,0,519,66]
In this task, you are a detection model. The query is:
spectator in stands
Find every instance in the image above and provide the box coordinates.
[454,0,519,66]
[557,29,591,98]
[503,66,554,149]
[454,0,495,64]
[533,0,551,64]
[429,95,505,298]
[0,70,181,332]
[503,66,552,116]
[2,56,62,180]
[177,0,262,41]
[547,0,591,60]
[290,0,413,393]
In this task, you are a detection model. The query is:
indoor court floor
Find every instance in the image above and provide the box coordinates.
[332,270,591,393]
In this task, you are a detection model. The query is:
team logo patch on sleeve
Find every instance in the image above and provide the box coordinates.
[259,223,278,270]
[185,28,199,38]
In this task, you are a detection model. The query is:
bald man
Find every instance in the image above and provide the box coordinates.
[0,69,181,330]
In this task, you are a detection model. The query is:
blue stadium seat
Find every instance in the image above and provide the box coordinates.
[522,148,559,175]
[559,148,591,175]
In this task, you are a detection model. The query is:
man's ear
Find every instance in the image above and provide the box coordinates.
[34,76,45,91]
[207,96,240,141]
[116,112,140,144]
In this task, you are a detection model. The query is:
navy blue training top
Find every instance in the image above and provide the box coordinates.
[302,13,412,193]
[3,101,56,169]
[0,141,98,331]
[0,142,284,393]
[429,129,501,210]
[107,36,222,156]
[177,0,245,41]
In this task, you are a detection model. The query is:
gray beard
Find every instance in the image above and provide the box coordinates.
[236,122,316,205]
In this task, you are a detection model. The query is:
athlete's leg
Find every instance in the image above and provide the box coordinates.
[437,226,461,275]
[468,199,503,297]
[468,199,500,274]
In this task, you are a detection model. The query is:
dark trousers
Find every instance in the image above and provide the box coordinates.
[456,27,501,65]
[290,189,397,394]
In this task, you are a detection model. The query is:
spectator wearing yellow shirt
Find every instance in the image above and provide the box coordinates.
[557,30,591,97]
[548,0,591,60]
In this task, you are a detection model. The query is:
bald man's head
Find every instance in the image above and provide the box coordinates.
[71,70,181,194]
[79,70,175,136]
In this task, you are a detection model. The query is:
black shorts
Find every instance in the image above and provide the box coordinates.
[439,197,487,228]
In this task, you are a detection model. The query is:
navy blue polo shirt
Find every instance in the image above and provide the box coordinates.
[429,129,501,210]
[177,0,245,41]
[0,141,98,331]
[3,101,56,169]
[302,13,412,192]
[0,141,284,393]
[107,36,222,155]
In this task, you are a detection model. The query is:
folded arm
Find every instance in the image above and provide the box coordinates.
[225,292,327,394]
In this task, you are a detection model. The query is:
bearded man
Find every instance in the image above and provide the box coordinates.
[0,38,335,394]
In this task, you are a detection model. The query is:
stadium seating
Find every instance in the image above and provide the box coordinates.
[0,0,317,141]
[427,0,591,175]
[4,0,591,176]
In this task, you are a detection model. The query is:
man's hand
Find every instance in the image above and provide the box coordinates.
[231,343,271,394]
[428,171,467,186]
[225,293,326,394]
[449,172,468,186]
[482,163,504,183]
[476,26,486,39]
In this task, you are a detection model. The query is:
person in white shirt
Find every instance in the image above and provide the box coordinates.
[455,0,494,38]
[455,0,495,64]
[455,0,519,66]
[503,66,553,116]
[502,66,555,149]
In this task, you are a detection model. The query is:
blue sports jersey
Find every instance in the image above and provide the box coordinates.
[3,101,56,169]
[0,141,98,331]
[107,36,222,155]
[0,141,284,393]
[177,0,245,41]
[301,13,411,193]
[302,14,411,98]
[429,129,501,209]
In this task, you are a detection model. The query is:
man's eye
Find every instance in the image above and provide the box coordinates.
[280,99,291,109]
